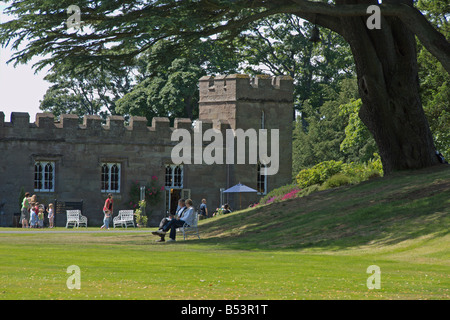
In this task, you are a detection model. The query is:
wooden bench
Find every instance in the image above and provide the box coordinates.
[65,210,88,228]
[113,210,135,228]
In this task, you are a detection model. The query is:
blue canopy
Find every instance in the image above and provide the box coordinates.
[223,183,257,193]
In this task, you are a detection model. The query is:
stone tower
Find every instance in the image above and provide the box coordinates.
[198,74,294,202]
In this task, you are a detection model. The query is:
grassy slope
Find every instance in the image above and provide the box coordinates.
[0,165,448,299]
[199,165,450,254]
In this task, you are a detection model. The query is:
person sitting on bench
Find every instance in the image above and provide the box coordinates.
[153,199,187,242]
[154,199,195,242]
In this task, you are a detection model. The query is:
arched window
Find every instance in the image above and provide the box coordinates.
[34,161,55,192]
[101,164,109,192]
[165,165,173,187]
[110,164,120,191]
[34,163,43,191]
[165,164,183,189]
[101,163,121,193]
[174,165,183,187]
[44,162,54,191]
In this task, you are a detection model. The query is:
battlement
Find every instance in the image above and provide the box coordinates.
[0,111,236,145]
[199,74,294,103]
[0,73,292,143]
[0,112,201,144]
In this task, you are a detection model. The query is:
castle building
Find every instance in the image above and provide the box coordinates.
[0,74,293,227]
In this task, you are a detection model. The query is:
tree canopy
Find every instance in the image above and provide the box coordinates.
[1,1,448,74]
[1,0,449,173]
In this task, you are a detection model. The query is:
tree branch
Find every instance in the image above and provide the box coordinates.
[391,3,450,75]
[286,1,450,74]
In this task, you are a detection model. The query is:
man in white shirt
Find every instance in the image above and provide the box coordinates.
[156,199,195,242]
[153,199,187,242]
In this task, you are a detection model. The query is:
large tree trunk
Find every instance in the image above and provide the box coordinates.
[338,2,439,174]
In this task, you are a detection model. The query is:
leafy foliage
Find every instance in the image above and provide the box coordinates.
[321,173,352,189]
[1,0,448,172]
[296,155,383,189]
[339,99,378,163]
[239,14,354,112]
[417,0,450,159]
[128,177,163,211]
[39,61,133,120]
[134,200,148,228]
[116,39,239,122]
[296,160,344,188]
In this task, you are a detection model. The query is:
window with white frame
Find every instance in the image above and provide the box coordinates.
[165,164,183,189]
[257,162,267,195]
[34,161,55,192]
[101,163,121,193]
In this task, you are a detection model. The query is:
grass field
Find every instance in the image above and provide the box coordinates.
[0,166,449,299]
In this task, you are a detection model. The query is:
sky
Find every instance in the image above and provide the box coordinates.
[0,4,50,123]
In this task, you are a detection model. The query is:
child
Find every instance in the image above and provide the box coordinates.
[101,194,113,230]
[38,205,45,228]
[29,202,38,228]
[47,203,54,228]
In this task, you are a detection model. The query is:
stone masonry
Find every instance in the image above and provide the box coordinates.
[0,74,293,227]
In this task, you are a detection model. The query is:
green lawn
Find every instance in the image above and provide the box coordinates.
[1,166,449,299]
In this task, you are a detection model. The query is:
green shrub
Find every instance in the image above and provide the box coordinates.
[367,170,382,180]
[296,160,344,188]
[322,173,352,190]
[259,155,384,205]
[134,200,148,227]
[299,184,321,197]
[296,154,383,189]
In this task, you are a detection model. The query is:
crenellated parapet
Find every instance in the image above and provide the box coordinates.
[0,73,291,144]
[0,112,204,144]
[199,74,294,103]
[0,111,235,145]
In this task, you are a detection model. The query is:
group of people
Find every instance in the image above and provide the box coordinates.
[20,192,54,228]
[152,198,196,242]
[213,203,232,216]
[151,197,233,242]
[199,198,232,218]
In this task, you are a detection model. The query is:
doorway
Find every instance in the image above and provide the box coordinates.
[165,189,181,216]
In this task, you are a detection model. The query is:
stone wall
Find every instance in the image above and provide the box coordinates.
[0,74,293,227]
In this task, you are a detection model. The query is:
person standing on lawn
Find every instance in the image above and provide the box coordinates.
[199,198,208,219]
[20,192,31,228]
[101,193,113,230]
[47,203,54,228]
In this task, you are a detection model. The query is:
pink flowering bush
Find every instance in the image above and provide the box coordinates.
[266,196,277,204]
[128,175,163,210]
[281,188,301,200]
[259,184,302,205]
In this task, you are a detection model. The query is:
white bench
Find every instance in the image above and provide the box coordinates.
[177,212,200,240]
[66,210,88,228]
[113,210,135,228]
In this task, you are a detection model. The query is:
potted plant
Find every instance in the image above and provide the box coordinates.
[128,176,163,225]
[134,200,148,228]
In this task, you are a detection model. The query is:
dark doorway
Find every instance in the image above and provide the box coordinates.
[165,189,181,216]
